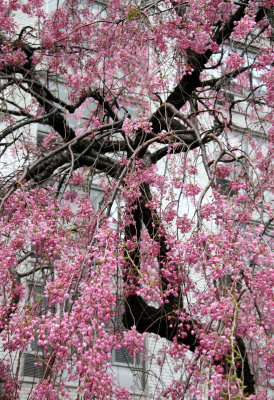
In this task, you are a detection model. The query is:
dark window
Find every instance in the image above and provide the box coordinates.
[23,354,45,379]
[0,380,8,400]
[36,126,60,148]
[23,285,49,379]
[216,91,235,107]
[215,177,236,197]
[114,347,134,365]
[112,299,142,367]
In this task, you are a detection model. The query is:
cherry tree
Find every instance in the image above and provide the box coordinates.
[0,0,273,399]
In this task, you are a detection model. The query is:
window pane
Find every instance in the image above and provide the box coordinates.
[114,347,134,365]
[23,354,45,379]
[90,187,104,210]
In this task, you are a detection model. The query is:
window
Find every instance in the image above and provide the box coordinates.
[23,354,45,379]
[215,177,236,197]
[111,300,146,392]
[0,380,7,400]
[111,299,141,367]
[113,347,135,365]
[90,186,104,210]
[36,125,51,147]
[28,284,54,315]
[22,285,50,379]
[216,91,235,107]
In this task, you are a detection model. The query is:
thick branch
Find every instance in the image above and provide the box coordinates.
[166,1,265,109]
[123,294,198,351]
[235,337,255,395]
